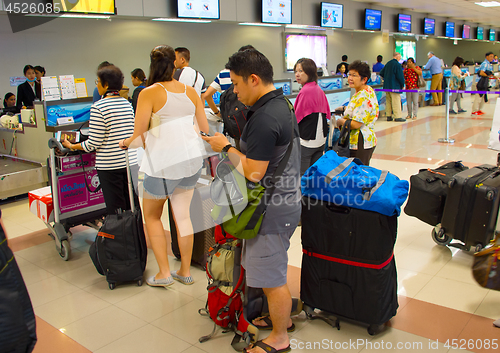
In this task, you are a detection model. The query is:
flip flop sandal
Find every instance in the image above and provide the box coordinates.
[242,339,291,353]
[253,317,295,332]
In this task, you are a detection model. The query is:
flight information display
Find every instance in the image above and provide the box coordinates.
[320,2,343,28]
[262,0,292,25]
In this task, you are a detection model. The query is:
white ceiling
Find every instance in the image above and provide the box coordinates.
[351,0,500,27]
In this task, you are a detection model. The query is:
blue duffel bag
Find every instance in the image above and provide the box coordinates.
[301,150,409,216]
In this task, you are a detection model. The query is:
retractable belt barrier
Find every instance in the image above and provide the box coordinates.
[373,87,500,144]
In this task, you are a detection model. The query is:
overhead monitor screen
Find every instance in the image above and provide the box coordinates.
[445,21,455,37]
[364,9,382,31]
[424,18,435,35]
[52,0,115,14]
[262,0,292,25]
[398,14,411,33]
[177,0,220,19]
[320,2,343,28]
[462,25,470,39]
[477,27,484,40]
[284,33,327,71]
[490,29,496,41]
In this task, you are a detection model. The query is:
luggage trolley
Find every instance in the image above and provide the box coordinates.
[43,138,107,260]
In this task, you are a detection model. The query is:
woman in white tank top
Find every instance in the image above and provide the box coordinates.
[121,45,209,287]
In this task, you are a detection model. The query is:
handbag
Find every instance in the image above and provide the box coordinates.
[333,119,351,158]
[417,74,426,88]
[210,99,295,239]
[472,233,500,290]
[301,151,409,216]
[459,79,466,91]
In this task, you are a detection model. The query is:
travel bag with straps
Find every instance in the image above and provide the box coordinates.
[333,119,351,158]
[89,150,147,290]
[301,151,409,217]
[210,96,296,239]
[404,161,468,226]
[198,225,260,351]
[220,84,249,139]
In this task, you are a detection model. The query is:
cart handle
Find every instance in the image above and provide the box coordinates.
[48,138,71,154]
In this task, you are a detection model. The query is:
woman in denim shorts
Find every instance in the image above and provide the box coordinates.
[121,45,209,288]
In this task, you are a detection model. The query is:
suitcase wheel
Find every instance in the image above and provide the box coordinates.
[474,243,483,252]
[137,279,143,286]
[368,324,384,336]
[432,227,452,246]
[108,282,116,290]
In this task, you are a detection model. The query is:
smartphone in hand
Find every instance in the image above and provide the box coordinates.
[200,131,211,137]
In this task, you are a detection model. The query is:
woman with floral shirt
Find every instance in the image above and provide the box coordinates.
[404,57,422,120]
[336,60,379,165]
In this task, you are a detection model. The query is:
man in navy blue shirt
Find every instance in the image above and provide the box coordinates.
[373,55,384,73]
[472,52,495,115]
[424,52,443,106]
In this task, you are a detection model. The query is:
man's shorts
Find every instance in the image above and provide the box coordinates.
[242,229,295,288]
[143,169,202,199]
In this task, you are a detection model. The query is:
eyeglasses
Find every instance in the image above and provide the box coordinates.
[348,73,360,78]
[95,79,99,86]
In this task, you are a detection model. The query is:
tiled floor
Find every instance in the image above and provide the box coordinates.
[2,95,500,352]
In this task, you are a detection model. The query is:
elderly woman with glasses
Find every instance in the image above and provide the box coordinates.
[62,65,139,215]
[336,60,379,165]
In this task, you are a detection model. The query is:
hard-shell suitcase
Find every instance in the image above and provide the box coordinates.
[439,165,500,251]
[169,176,215,269]
[0,218,37,353]
[300,196,398,335]
[404,161,468,226]
[89,151,147,289]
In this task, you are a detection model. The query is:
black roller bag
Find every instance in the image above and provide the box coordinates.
[89,151,147,289]
[301,196,398,334]
[404,161,468,226]
[0,218,37,353]
[169,176,215,270]
[440,165,500,251]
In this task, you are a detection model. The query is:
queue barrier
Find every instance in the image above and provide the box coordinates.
[373,88,500,144]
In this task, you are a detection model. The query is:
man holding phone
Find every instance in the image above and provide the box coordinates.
[202,48,301,353]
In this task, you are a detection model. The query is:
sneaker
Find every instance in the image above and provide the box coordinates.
[394,117,407,122]
[449,110,457,114]
[472,111,480,115]
[387,116,393,121]
[478,110,486,115]
[412,116,417,120]
[458,109,467,113]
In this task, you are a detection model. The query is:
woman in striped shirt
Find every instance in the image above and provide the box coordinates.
[63,65,138,214]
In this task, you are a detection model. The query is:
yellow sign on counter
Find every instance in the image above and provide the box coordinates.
[53,0,115,15]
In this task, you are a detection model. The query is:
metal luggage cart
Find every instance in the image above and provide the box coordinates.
[44,138,107,260]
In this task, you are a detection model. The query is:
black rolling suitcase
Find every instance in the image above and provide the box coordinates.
[0,215,37,353]
[89,150,147,289]
[439,165,500,251]
[404,161,468,226]
[169,176,215,269]
[301,196,398,335]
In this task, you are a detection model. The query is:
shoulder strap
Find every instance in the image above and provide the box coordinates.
[246,98,296,230]
[154,82,169,94]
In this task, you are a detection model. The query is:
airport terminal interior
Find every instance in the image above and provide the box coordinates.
[3,96,500,353]
[3,1,500,353]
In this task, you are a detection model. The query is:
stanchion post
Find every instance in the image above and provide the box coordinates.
[438,87,455,144]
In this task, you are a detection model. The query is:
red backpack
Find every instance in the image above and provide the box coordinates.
[198,226,259,350]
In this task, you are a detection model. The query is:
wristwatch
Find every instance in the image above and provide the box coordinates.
[221,144,232,153]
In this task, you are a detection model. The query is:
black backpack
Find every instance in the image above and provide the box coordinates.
[219,84,249,139]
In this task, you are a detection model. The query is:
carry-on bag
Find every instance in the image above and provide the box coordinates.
[404,161,468,226]
[169,176,215,269]
[89,150,147,289]
[0,216,37,353]
[439,165,500,251]
[302,151,409,216]
[300,196,398,335]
